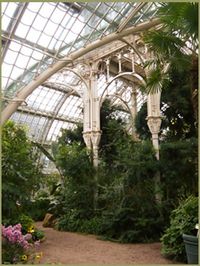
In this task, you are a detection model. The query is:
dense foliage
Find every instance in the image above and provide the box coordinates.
[2,121,45,264]
[161,196,198,262]
[136,66,197,142]
[42,75,198,247]
[159,139,198,207]
[49,100,166,242]
[2,121,43,224]
[137,3,198,262]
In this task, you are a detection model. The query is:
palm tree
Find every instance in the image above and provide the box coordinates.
[142,2,198,121]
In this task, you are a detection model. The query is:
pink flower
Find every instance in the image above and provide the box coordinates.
[4,228,12,239]
[13,223,22,231]
[24,233,32,241]
[34,240,40,248]
[1,223,34,251]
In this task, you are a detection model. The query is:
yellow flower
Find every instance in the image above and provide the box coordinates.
[27,225,34,233]
[35,252,43,259]
[21,255,28,261]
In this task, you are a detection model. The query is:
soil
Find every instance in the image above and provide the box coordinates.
[35,222,184,264]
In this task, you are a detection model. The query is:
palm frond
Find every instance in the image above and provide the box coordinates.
[158,3,198,42]
[143,30,185,60]
[146,68,170,94]
[139,65,170,95]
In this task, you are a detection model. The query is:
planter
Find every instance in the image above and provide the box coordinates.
[182,233,198,264]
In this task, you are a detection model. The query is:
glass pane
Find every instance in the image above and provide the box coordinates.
[26,86,64,112]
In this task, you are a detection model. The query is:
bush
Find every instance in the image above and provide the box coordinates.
[2,121,43,223]
[57,209,82,232]
[31,229,45,242]
[18,214,34,234]
[159,139,198,208]
[14,214,45,242]
[99,201,164,243]
[161,195,198,262]
[28,196,50,221]
[79,217,103,235]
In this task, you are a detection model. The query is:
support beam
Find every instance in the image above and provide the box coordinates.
[1,18,161,125]
[1,2,28,61]
[2,30,57,58]
[43,81,80,96]
[16,106,81,124]
[117,3,147,32]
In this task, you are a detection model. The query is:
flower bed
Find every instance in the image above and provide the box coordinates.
[2,223,43,264]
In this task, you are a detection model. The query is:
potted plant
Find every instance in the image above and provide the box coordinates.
[161,195,198,263]
[182,224,198,264]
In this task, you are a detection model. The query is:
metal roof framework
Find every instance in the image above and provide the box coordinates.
[1,2,162,149]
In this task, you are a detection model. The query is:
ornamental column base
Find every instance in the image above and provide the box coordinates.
[147,116,162,203]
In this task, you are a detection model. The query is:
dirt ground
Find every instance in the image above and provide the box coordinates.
[35,222,184,265]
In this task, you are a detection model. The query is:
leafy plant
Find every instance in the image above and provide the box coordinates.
[142,2,198,121]
[17,213,45,242]
[79,216,103,235]
[32,229,45,242]
[161,195,198,262]
[159,138,198,209]
[2,121,43,223]
[28,173,61,221]
[17,214,34,234]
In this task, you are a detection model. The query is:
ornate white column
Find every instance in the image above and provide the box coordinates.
[90,62,102,167]
[147,91,162,159]
[80,62,102,167]
[91,131,102,167]
[147,90,162,202]
[83,131,92,150]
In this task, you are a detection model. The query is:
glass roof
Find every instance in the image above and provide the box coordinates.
[1,2,160,145]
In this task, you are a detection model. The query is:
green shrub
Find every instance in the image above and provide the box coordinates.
[159,139,198,208]
[99,202,164,243]
[79,217,103,235]
[17,214,45,242]
[27,173,62,221]
[18,214,34,234]
[57,209,82,232]
[32,229,45,241]
[2,121,43,223]
[161,195,198,262]
[29,197,50,221]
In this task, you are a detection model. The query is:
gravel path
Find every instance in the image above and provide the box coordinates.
[35,222,184,264]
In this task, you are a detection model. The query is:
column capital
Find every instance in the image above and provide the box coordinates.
[76,63,91,79]
[147,116,162,135]
[91,130,102,147]
[82,131,92,149]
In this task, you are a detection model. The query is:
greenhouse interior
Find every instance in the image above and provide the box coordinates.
[1,2,198,265]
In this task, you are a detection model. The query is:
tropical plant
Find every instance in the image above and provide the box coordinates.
[159,138,198,209]
[27,173,61,221]
[161,195,198,262]
[142,2,198,120]
[136,66,197,141]
[2,121,43,224]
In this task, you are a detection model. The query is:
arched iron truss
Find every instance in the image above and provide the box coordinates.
[2,2,165,172]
